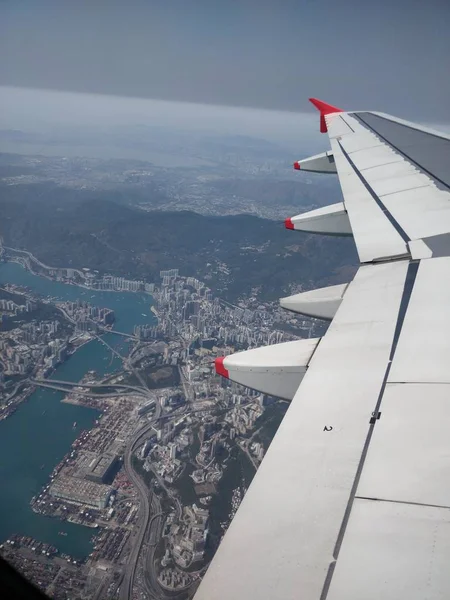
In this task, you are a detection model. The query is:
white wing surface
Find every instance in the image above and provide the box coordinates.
[194,99,450,600]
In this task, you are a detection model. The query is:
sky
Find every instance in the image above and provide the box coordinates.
[1,0,450,122]
[0,86,324,155]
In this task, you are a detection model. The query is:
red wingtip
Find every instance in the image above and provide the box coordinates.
[284,217,295,230]
[293,161,301,170]
[309,98,343,115]
[215,357,229,379]
[309,98,343,133]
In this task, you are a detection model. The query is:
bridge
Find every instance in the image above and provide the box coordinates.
[93,334,126,360]
[98,327,137,340]
[31,378,148,397]
[31,381,131,398]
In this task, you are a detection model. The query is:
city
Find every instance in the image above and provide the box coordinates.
[1,3,448,598]
[0,251,320,599]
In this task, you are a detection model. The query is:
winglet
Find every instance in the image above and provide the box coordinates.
[309,98,343,133]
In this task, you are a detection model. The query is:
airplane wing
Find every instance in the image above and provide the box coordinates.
[194,100,450,600]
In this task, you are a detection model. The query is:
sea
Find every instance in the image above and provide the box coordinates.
[0,262,156,559]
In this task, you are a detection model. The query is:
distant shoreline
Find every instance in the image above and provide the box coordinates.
[0,252,155,300]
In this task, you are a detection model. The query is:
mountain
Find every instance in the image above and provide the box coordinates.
[0,182,357,301]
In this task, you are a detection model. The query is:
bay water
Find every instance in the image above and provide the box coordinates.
[0,262,156,558]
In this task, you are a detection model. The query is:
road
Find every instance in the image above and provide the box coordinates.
[142,496,169,600]
[119,387,185,600]
[93,332,155,396]
[119,423,156,600]
[2,245,85,277]
[118,397,164,600]
[141,491,187,600]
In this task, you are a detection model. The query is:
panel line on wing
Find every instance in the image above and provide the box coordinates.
[320,562,337,600]
[388,261,419,358]
[339,114,355,133]
[353,113,450,192]
[337,140,411,244]
[355,496,450,511]
[387,381,450,385]
[324,260,419,598]
[378,183,430,198]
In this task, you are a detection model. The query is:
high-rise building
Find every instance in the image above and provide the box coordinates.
[183,301,200,321]
[168,442,177,459]
[160,269,179,278]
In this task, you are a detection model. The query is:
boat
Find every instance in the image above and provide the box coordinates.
[142,313,147,317]
[72,421,77,428]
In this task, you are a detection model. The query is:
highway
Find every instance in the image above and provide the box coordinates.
[142,496,169,600]
[2,245,84,277]
[118,388,187,600]
[118,405,165,600]
[141,492,187,600]
[119,422,156,600]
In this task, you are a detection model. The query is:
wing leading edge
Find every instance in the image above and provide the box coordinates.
[194,100,450,600]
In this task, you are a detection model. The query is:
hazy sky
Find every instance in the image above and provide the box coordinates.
[1,0,449,121]
[0,86,324,154]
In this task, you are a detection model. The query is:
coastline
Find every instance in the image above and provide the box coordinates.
[0,254,158,421]
[0,383,35,422]
[0,335,94,421]
[1,249,155,298]
[0,255,164,567]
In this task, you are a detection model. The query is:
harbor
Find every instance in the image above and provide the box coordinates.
[0,261,156,559]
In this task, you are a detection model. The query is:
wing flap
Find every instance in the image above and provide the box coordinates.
[326,499,450,600]
[331,161,409,262]
[388,256,450,383]
[380,186,450,240]
[357,383,450,507]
